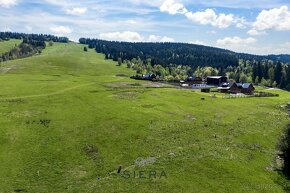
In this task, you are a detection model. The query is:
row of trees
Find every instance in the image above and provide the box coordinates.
[79,38,239,68]
[0,32,69,43]
[0,32,69,62]
[122,57,290,90]
[79,38,290,90]
[0,39,46,62]
[225,60,290,90]
[124,57,193,80]
[79,38,290,68]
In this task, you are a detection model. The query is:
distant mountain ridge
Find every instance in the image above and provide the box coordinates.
[79,38,290,68]
[236,53,290,64]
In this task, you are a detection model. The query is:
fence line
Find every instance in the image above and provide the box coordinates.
[222,92,279,99]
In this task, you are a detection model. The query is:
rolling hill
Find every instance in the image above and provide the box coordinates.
[0,39,21,55]
[0,40,289,192]
[79,38,290,68]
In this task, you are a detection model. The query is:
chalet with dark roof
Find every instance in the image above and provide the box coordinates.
[240,83,255,94]
[186,76,203,85]
[218,82,240,93]
[142,74,156,80]
[218,82,255,94]
[206,76,227,85]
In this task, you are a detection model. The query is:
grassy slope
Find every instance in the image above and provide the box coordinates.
[0,42,289,193]
[0,39,22,55]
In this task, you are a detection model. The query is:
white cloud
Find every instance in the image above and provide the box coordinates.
[0,0,17,8]
[235,17,249,29]
[189,40,206,45]
[99,31,144,42]
[217,36,256,46]
[148,35,160,41]
[185,9,234,28]
[2,26,12,32]
[185,9,216,25]
[253,6,290,31]
[25,25,33,32]
[215,36,266,54]
[127,19,137,24]
[148,35,175,42]
[159,36,175,42]
[66,7,87,15]
[282,42,290,48]
[247,29,267,36]
[160,1,241,28]
[160,0,187,15]
[99,32,175,42]
[50,26,72,35]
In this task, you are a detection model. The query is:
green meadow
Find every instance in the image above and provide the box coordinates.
[0,41,289,193]
[0,39,21,55]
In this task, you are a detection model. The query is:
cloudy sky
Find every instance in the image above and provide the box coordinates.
[1,0,290,55]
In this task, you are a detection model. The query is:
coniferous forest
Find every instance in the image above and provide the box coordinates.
[79,38,290,91]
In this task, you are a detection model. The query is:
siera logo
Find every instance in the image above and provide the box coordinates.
[121,170,167,179]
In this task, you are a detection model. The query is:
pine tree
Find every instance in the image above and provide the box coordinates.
[274,61,283,85]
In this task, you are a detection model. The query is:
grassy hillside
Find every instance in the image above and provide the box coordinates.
[0,39,22,55]
[0,42,289,193]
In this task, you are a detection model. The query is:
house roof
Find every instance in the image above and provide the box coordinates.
[235,83,254,89]
[236,83,243,87]
[242,83,253,89]
[219,82,236,88]
[187,76,202,81]
[207,76,223,79]
[142,74,155,79]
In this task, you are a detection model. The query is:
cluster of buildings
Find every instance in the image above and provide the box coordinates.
[181,76,255,94]
[131,73,255,94]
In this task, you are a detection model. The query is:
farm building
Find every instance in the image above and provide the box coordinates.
[218,82,255,94]
[206,76,227,85]
[239,83,255,94]
[217,82,240,93]
[130,74,157,80]
[142,74,157,80]
[186,76,203,84]
[192,84,214,92]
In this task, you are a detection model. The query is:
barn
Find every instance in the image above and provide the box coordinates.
[206,76,227,85]
[218,82,240,93]
[186,76,203,84]
[241,83,255,94]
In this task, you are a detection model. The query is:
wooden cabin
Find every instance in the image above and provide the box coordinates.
[241,83,255,94]
[186,76,203,85]
[218,82,255,94]
[206,76,227,85]
[218,82,240,93]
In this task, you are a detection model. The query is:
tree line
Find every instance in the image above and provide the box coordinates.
[0,32,69,62]
[79,38,239,68]
[80,38,290,90]
[79,38,290,67]
[0,32,69,43]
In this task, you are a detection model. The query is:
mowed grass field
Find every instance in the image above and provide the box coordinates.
[0,41,289,193]
[0,39,22,55]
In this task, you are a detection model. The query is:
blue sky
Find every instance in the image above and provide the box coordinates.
[1,0,290,55]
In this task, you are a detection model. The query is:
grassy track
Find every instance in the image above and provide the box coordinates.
[0,39,22,55]
[0,42,289,193]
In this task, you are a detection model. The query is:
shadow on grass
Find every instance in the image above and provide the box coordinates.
[276,104,290,191]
